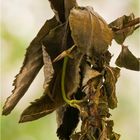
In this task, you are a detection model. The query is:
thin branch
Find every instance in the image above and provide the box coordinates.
[115,17,140,33]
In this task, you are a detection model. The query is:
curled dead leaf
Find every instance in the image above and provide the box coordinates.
[115,45,140,71]
[19,87,64,122]
[43,23,83,99]
[19,94,54,123]
[49,0,77,22]
[65,48,84,98]
[82,63,102,87]
[109,13,136,44]
[104,66,120,109]
[69,6,113,55]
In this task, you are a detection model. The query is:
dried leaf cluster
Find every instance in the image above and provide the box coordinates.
[2,0,140,140]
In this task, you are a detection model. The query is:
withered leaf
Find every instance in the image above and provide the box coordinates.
[19,86,64,122]
[93,82,102,106]
[19,93,54,123]
[115,45,140,71]
[19,24,68,123]
[49,0,77,22]
[2,1,138,138]
[43,23,66,60]
[49,0,65,22]
[2,17,59,115]
[82,63,102,87]
[42,46,54,89]
[109,13,136,44]
[69,6,113,55]
[42,24,66,101]
[82,62,102,105]
[98,87,110,117]
[57,105,79,140]
[104,66,120,109]
[43,23,83,99]
[65,47,84,98]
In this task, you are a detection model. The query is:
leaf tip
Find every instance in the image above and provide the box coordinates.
[2,105,12,116]
[19,114,33,123]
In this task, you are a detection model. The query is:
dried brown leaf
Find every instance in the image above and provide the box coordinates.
[42,46,54,89]
[65,47,84,98]
[57,105,79,140]
[2,17,59,115]
[69,6,113,55]
[43,23,66,60]
[42,24,66,101]
[49,0,65,22]
[109,13,136,44]
[82,64,101,87]
[19,93,55,123]
[98,87,110,117]
[19,84,65,123]
[49,0,77,22]
[19,23,68,123]
[43,23,83,98]
[104,66,120,109]
[115,45,140,71]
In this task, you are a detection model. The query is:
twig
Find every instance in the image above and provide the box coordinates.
[115,17,140,33]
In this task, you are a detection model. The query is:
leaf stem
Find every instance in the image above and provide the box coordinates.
[61,57,83,108]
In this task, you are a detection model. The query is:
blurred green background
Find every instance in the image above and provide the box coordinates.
[1,0,140,140]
